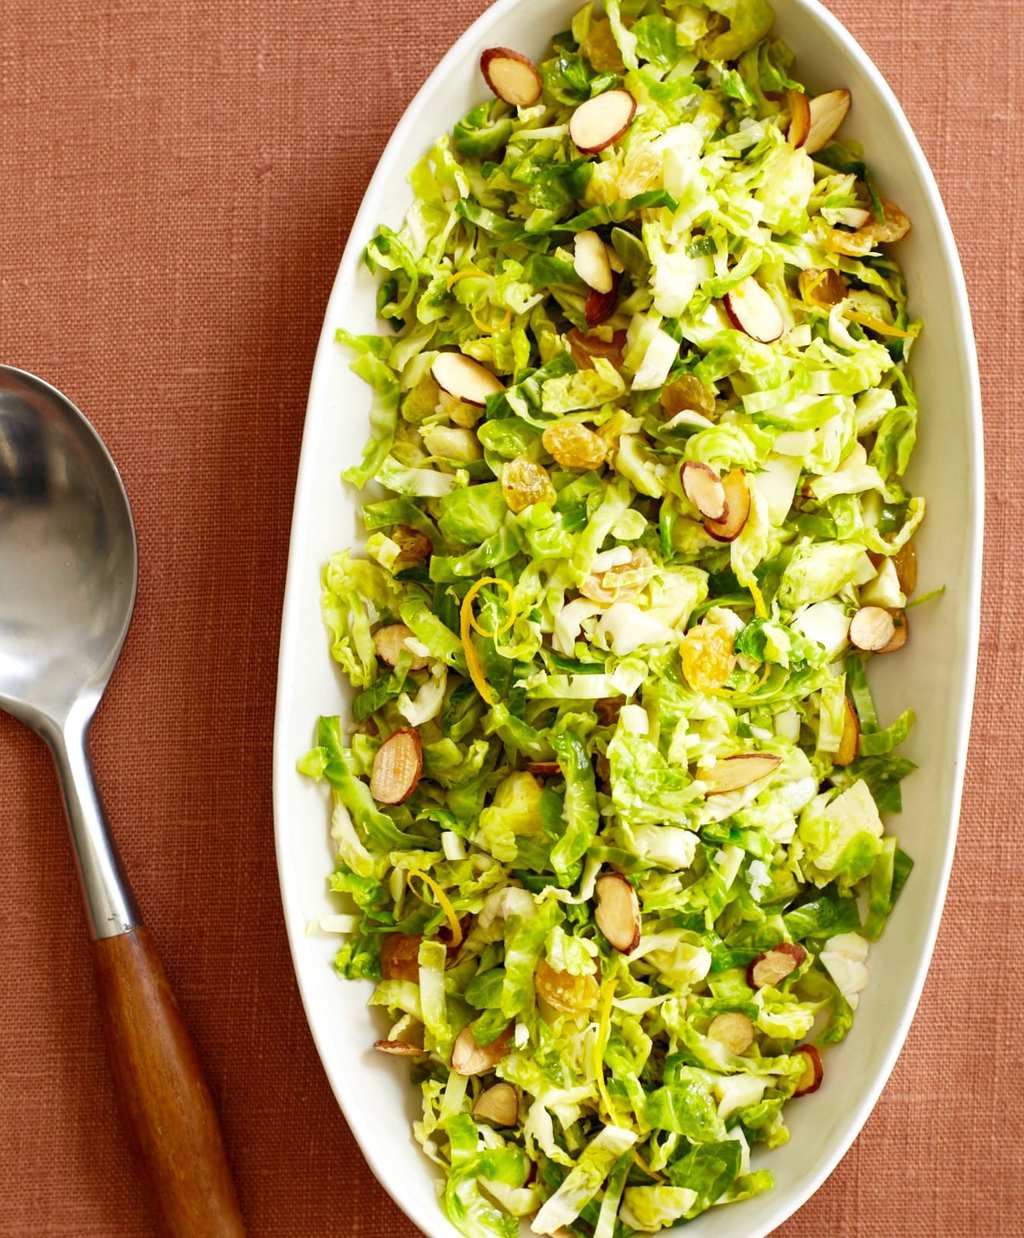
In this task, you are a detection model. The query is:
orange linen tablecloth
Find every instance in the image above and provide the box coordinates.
[0,1,1020,1234]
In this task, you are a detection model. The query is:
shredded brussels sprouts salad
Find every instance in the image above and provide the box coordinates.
[299,1,930,1232]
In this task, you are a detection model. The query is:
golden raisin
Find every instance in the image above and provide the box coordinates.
[501,457,556,513]
[393,524,431,564]
[594,697,625,727]
[680,623,736,692]
[892,540,917,596]
[798,268,848,309]
[659,374,716,419]
[380,933,422,982]
[580,548,654,604]
[871,200,911,243]
[535,959,599,1014]
[542,421,607,471]
[567,328,627,371]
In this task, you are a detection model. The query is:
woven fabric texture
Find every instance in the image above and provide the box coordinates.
[0,1,1020,1234]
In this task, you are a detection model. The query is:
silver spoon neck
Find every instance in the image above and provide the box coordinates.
[43,714,140,940]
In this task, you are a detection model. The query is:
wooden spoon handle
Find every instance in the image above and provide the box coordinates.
[92,926,245,1236]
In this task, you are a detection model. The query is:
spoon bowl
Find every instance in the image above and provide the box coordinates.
[0,366,136,729]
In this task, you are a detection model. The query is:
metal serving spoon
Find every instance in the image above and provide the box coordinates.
[0,365,244,1235]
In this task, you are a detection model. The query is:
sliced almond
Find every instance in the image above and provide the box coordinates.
[703,468,750,542]
[472,1081,519,1126]
[373,623,430,670]
[525,761,560,777]
[699,752,780,795]
[569,89,636,154]
[834,698,860,767]
[787,90,810,147]
[793,1043,824,1095]
[724,278,785,343]
[370,728,423,804]
[451,1022,513,1076]
[879,608,908,653]
[584,275,620,327]
[380,932,423,982]
[594,871,641,954]
[849,606,896,652]
[431,352,504,406]
[708,1012,755,1055]
[804,89,851,154]
[747,942,807,989]
[574,229,614,294]
[374,1039,425,1057]
[480,47,543,108]
[681,461,727,521]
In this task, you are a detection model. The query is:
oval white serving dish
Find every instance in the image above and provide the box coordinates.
[273,1,982,1233]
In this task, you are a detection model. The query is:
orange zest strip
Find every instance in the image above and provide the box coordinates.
[593,976,619,1125]
[748,577,768,619]
[446,267,489,289]
[845,309,915,339]
[407,868,462,947]
[459,577,517,706]
[471,304,513,335]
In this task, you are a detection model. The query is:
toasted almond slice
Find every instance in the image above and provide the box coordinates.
[793,1043,824,1095]
[431,352,504,406]
[708,1011,755,1055]
[574,229,614,293]
[724,278,785,343]
[584,274,620,327]
[703,468,750,543]
[805,89,851,154]
[480,47,543,107]
[374,1039,425,1057]
[370,728,423,804]
[879,608,908,653]
[380,932,423,982]
[747,942,807,989]
[472,1082,519,1126]
[525,761,560,777]
[595,871,641,954]
[569,89,636,153]
[373,623,430,671]
[849,605,896,652]
[834,698,860,767]
[681,461,727,521]
[451,1023,513,1076]
[787,89,810,147]
[700,752,781,795]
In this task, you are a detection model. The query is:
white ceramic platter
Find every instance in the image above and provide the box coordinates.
[273,2,982,1233]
